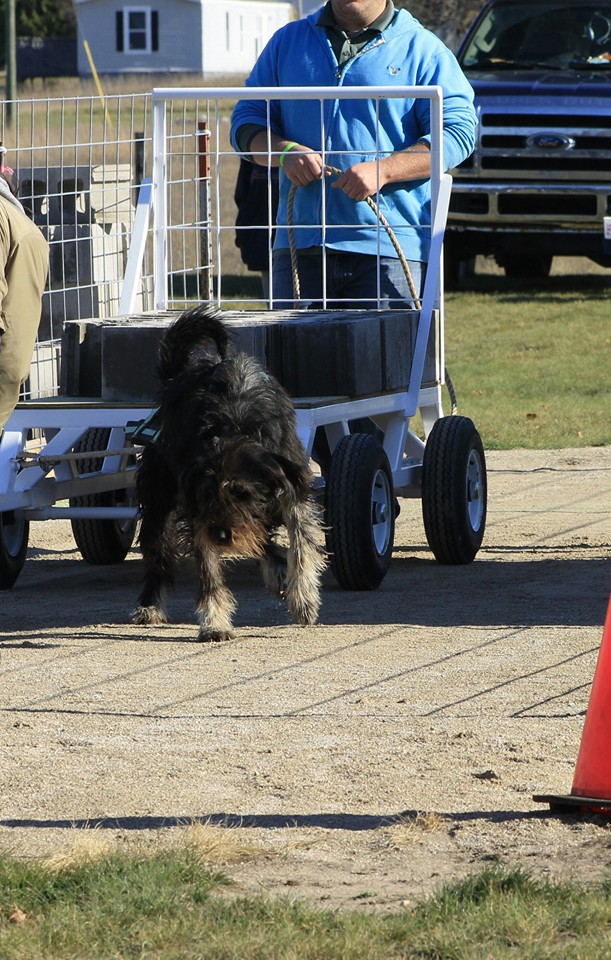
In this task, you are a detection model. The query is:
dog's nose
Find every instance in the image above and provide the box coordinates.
[210,526,232,546]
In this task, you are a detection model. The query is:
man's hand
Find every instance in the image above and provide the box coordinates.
[282,146,326,187]
[332,161,385,201]
[332,144,432,200]
[249,131,328,186]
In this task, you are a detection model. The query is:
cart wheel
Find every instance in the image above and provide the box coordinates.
[326,433,395,590]
[502,254,552,279]
[70,428,137,565]
[0,512,29,589]
[422,415,487,564]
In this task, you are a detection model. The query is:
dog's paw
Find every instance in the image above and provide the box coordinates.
[131,605,168,626]
[288,596,320,627]
[198,627,234,643]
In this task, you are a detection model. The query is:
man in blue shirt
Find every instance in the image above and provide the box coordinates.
[231,0,476,308]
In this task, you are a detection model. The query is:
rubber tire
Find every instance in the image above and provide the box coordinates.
[502,255,552,279]
[444,250,475,291]
[325,433,395,590]
[0,512,29,589]
[422,416,487,564]
[70,428,137,565]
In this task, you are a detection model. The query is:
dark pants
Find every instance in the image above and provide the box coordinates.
[270,249,425,310]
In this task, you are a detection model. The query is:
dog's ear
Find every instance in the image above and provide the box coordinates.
[232,448,305,496]
[266,452,312,495]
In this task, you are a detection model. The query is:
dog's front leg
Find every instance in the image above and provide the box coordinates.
[260,541,288,599]
[284,500,325,626]
[132,519,175,626]
[132,450,177,627]
[194,548,236,642]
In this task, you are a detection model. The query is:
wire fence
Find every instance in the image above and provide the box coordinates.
[1,92,232,402]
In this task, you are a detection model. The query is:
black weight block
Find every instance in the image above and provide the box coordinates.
[224,307,385,396]
[101,322,168,402]
[60,319,104,397]
[61,307,440,404]
[266,310,382,397]
[379,309,439,391]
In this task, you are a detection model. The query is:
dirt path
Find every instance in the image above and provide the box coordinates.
[1,446,610,912]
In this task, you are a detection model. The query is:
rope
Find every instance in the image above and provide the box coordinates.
[445,369,458,416]
[287,164,457,414]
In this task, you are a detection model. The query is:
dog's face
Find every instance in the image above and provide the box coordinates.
[180,439,311,558]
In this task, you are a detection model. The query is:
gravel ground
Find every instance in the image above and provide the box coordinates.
[1,445,610,912]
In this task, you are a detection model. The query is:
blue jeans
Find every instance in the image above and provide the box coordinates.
[270,249,425,310]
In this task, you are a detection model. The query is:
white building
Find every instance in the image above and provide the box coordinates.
[75,0,295,76]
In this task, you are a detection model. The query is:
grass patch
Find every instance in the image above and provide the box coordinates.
[383,810,449,849]
[445,275,610,449]
[1,855,610,959]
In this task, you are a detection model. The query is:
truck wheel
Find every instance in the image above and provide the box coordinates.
[325,433,395,590]
[422,416,486,564]
[0,512,29,589]
[70,428,137,565]
[502,255,552,279]
[444,250,475,290]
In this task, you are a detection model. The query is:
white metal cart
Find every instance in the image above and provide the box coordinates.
[0,86,486,589]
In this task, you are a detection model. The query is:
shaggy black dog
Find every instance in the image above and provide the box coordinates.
[132,304,325,641]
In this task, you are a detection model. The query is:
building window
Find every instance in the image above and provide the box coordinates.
[127,9,149,51]
[116,7,159,54]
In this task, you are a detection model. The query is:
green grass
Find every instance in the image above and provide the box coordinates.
[444,275,610,449]
[1,855,610,959]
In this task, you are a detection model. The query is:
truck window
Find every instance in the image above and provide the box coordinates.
[460,3,611,69]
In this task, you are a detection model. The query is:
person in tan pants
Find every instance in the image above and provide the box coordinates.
[0,170,49,432]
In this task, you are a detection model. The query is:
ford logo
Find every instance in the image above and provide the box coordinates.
[526,134,576,150]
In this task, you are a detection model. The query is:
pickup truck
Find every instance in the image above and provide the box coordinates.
[445,0,611,281]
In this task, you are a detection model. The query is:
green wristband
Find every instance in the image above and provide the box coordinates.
[279,142,298,167]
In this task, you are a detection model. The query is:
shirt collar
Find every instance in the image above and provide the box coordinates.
[317,1,396,34]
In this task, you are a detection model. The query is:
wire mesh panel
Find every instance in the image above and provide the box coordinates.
[150,85,444,315]
[1,94,147,399]
[0,93,215,401]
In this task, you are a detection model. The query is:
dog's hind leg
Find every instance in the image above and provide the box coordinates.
[194,548,236,642]
[132,450,178,626]
[284,501,325,626]
[259,541,288,599]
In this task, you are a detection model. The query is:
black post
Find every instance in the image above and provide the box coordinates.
[5,0,17,125]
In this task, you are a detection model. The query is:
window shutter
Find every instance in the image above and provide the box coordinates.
[116,11,124,52]
[152,11,159,52]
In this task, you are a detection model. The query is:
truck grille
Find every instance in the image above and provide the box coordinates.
[470,109,611,181]
[449,193,600,216]
[496,195,598,216]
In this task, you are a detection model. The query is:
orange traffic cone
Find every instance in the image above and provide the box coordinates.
[534,594,611,814]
